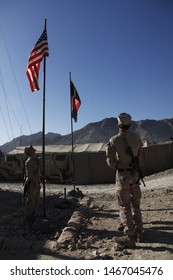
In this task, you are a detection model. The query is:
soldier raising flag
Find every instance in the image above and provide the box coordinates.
[26,19,49,219]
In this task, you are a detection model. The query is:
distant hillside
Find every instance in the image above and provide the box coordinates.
[0,117,173,153]
[0,132,62,153]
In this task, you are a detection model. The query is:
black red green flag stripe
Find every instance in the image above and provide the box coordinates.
[70,80,81,122]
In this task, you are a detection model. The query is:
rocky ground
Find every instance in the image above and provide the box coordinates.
[0,169,173,260]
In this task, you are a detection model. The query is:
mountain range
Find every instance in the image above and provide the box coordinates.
[0,117,173,153]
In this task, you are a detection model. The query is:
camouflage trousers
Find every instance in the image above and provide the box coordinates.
[116,171,143,237]
[24,184,40,219]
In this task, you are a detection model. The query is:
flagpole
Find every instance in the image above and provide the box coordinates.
[42,18,47,219]
[69,71,76,192]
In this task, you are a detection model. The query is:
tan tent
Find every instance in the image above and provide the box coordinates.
[5,142,173,184]
[7,143,115,184]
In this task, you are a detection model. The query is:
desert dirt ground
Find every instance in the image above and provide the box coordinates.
[0,168,173,260]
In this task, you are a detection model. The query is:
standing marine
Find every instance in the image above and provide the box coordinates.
[24,145,41,223]
[106,113,143,249]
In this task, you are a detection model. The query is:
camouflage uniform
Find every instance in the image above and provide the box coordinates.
[106,114,143,239]
[24,146,41,221]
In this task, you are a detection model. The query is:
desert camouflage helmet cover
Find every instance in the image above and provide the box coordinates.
[117,112,132,125]
[24,145,36,156]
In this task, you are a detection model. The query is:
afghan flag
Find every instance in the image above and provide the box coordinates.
[70,80,81,122]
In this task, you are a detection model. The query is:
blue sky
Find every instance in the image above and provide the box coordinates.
[0,0,173,146]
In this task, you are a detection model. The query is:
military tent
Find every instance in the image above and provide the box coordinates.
[7,143,115,184]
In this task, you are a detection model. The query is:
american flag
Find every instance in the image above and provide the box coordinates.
[26,28,49,92]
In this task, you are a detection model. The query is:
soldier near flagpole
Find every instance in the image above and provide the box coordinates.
[26,19,49,218]
[23,145,41,223]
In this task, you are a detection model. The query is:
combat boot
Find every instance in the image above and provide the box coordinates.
[116,223,124,231]
[134,230,143,242]
[115,235,136,250]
